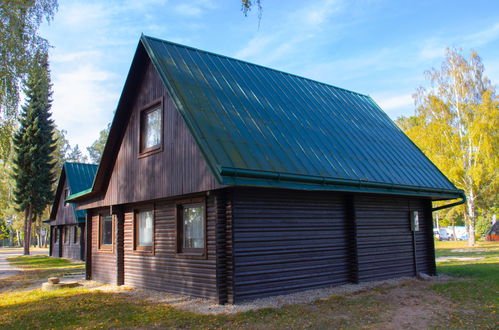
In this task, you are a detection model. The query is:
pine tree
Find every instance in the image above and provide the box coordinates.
[12,52,56,255]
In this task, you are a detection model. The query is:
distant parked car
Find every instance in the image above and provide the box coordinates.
[434,228,450,241]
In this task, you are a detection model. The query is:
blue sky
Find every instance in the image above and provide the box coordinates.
[39,0,499,152]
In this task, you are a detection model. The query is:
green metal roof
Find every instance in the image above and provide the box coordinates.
[64,162,98,220]
[49,162,98,222]
[140,35,463,200]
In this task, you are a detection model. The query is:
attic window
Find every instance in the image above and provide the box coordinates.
[140,105,163,155]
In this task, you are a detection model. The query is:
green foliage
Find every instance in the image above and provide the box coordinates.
[0,0,58,168]
[241,0,263,25]
[87,124,110,164]
[0,0,58,120]
[11,51,56,254]
[398,48,499,245]
[66,145,88,163]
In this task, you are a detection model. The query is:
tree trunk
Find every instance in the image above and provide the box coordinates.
[38,215,42,248]
[451,218,457,241]
[16,230,21,247]
[467,192,476,246]
[23,205,33,255]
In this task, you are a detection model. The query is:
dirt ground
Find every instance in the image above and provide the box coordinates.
[79,275,456,321]
[375,280,454,329]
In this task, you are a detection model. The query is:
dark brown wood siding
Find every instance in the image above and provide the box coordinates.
[60,225,82,260]
[90,210,117,284]
[122,194,219,299]
[355,195,434,282]
[53,180,77,225]
[229,188,435,302]
[77,58,223,210]
[231,188,350,302]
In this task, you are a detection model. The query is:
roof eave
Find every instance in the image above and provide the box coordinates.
[220,167,464,201]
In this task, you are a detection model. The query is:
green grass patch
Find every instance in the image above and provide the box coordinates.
[432,242,499,329]
[0,287,387,329]
[0,255,84,291]
[8,255,83,270]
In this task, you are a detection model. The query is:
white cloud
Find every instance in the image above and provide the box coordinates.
[234,0,344,66]
[174,3,203,17]
[300,0,342,26]
[51,64,118,151]
[464,22,499,47]
[51,50,102,63]
[234,35,275,59]
[373,93,414,111]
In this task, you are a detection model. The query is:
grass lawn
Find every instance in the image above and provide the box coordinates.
[431,240,499,329]
[0,243,497,329]
[0,254,84,291]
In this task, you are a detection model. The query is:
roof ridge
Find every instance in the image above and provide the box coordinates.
[142,34,370,98]
[64,161,98,166]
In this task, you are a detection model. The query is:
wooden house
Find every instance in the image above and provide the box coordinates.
[69,35,465,303]
[48,162,98,260]
[486,222,498,241]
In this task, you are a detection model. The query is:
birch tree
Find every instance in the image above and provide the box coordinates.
[404,48,498,246]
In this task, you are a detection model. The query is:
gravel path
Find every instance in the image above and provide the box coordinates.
[80,275,452,315]
[0,248,49,280]
[0,250,21,280]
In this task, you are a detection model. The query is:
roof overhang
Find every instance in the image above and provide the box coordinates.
[219,167,465,201]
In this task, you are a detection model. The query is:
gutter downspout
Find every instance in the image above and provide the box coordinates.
[431,193,466,212]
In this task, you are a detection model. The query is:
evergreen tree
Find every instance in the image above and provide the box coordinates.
[12,52,56,255]
[66,144,88,163]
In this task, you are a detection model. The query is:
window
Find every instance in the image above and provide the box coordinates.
[177,202,205,254]
[64,226,69,243]
[134,210,154,251]
[99,215,113,249]
[53,227,59,243]
[140,106,162,153]
[74,226,80,244]
[64,188,70,206]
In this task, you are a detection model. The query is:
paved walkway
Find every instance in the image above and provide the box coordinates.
[0,248,48,280]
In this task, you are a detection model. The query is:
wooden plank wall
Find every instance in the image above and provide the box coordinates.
[53,180,77,225]
[229,188,435,302]
[90,211,117,284]
[121,194,219,299]
[79,57,223,210]
[61,225,82,260]
[354,194,433,282]
[231,188,350,302]
[50,226,60,257]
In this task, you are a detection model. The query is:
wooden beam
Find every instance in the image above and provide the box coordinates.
[345,194,359,284]
[85,213,92,280]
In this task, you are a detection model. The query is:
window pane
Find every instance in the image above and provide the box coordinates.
[138,210,153,246]
[74,226,80,244]
[144,108,162,149]
[102,216,113,245]
[183,205,205,249]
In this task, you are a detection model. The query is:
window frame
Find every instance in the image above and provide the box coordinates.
[98,214,114,252]
[53,227,59,243]
[74,225,80,244]
[133,206,155,254]
[176,197,207,258]
[63,226,69,244]
[138,98,164,157]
